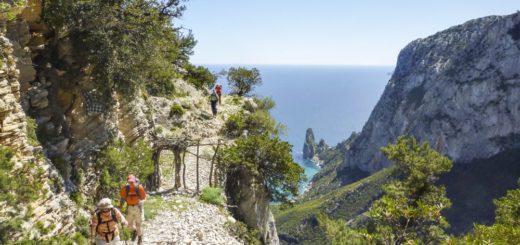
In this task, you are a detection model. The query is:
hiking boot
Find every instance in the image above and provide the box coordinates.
[137,235,143,244]
[131,231,137,241]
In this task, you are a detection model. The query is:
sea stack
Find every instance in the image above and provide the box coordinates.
[303,128,316,159]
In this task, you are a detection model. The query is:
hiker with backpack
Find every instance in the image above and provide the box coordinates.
[215,83,223,105]
[90,198,127,245]
[210,89,219,117]
[120,175,147,244]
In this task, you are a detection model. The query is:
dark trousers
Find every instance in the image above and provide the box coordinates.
[211,100,218,116]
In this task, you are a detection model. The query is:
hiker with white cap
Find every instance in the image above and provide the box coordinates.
[120,174,146,244]
[90,198,127,245]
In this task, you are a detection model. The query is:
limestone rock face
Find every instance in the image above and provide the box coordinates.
[1,26,79,240]
[341,12,520,175]
[0,33,31,155]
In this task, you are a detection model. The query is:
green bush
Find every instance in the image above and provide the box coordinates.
[95,139,154,201]
[70,190,84,206]
[200,187,225,206]
[169,103,185,118]
[223,112,246,137]
[0,146,44,243]
[223,110,279,138]
[252,97,276,112]
[0,0,25,20]
[318,136,453,244]
[221,134,305,203]
[183,63,217,89]
[146,78,176,97]
[26,117,39,147]
[226,220,261,245]
[42,0,193,98]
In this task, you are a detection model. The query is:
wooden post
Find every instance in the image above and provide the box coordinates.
[174,149,182,189]
[150,150,161,191]
[196,140,200,193]
[209,141,221,187]
[182,148,187,189]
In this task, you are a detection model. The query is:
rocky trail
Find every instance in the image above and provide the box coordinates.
[138,92,245,244]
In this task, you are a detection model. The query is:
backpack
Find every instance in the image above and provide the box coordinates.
[96,208,119,242]
[215,85,222,93]
[125,183,144,200]
[210,92,219,102]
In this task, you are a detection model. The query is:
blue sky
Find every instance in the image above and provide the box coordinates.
[178,1,520,65]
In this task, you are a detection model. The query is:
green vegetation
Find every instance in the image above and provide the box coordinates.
[274,168,393,244]
[26,117,39,147]
[318,136,453,244]
[95,139,154,202]
[222,134,305,203]
[0,146,45,243]
[227,67,262,96]
[226,220,261,245]
[200,187,225,206]
[42,0,194,98]
[223,97,282,138]
[0,0,25,21]
[184,63,217,89]
[169,103,185,118]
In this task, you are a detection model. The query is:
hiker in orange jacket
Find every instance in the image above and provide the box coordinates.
[120,175,146,244]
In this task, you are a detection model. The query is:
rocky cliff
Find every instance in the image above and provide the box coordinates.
[340,12,520,175]
[302,12,520,235]
[302,128,327,164]
[1,22,80,241]
[302,128,316,159]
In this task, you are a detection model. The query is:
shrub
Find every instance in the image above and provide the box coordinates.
[226,220,261,245]
[70,190,84,206]
[0,146,44,243]
[0,0,25,20]
[221,134,305,203]
[95,139,154,201]
[183,63,217,89]
[200,187,225,206]
[42,0,192,98]
[223,112,246,137]
[26,117,39,147]
[252,97,276,112]
[169,103,185,118]
[319,136,453,244]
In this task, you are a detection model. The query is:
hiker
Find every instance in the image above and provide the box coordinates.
[90,198,127,245]
[120,174,146,244]
[215,83,223,104]
[210,89,219,116]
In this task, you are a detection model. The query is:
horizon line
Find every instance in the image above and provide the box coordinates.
[193,63,396,67]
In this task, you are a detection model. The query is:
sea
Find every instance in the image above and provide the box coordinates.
[206,65,393,192]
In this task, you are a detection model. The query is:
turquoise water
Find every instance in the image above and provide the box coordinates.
[206,65,392,191]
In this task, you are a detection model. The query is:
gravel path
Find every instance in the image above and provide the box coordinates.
[141,195,241,245]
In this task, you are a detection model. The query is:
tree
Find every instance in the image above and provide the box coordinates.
[319,136,453,244]
[95,139,154,201]
[227,67,262,96]
[183,63,217,89]
[221,134,305,203]
[42,0,193,98]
